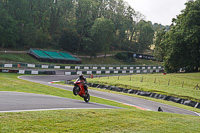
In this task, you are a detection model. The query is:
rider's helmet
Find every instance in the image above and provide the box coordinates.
[79,74,84,80]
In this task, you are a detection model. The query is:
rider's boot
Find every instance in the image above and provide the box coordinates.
[84,86,88,94]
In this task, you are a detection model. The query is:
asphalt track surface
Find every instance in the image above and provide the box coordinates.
[0,91,121,113]
[5,75,196,116]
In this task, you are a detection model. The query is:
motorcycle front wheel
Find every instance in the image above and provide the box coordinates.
[84,93,90,103]
[73,86,79,96]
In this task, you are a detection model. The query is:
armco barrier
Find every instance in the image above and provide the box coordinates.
[0,69,19,73]
[0,69,56,75]
[65,69,163,75]
[66,81,200,109]
[0,62,164,71]
[18,70,56,75]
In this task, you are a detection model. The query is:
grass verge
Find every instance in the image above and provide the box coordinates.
[1,109,200,133]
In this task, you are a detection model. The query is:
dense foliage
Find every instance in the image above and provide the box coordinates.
[0,0,156,57]
[115,52,128,61]
[154,0,200,72]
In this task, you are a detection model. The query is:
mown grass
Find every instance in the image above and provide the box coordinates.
[1,73,200,132]
[1,109,200,133]
[87,73,200,103]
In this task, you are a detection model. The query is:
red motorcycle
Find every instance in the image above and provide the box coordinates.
[73,80,90,102]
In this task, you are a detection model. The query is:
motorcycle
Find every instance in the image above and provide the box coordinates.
[73,80,90,102]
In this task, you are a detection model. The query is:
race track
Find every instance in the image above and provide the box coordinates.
[0,91,120,113]
[14,75,199,116]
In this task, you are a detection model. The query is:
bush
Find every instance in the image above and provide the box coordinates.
[115,52,128,61]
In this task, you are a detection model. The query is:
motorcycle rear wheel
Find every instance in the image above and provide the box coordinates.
[84,93,90,103]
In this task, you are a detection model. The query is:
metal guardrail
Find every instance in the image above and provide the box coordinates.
[0,51,28,53]
[0,62,164,70]
[65,69,163,75]
[78,64,162,67]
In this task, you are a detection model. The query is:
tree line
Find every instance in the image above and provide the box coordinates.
[154,0,200,72]
[0,0,163,57]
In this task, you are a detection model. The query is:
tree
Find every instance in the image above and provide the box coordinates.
[0,0,150,55]
[137,20,154,53]
[75,0,97,55]
[155,0,200,72]
[59,29,80,52]
[0,5,18,48]
[18,23,38,48]
[154,28,167,61]
[88,18,115,57]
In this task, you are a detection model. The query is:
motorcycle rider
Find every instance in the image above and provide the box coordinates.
[76,74,88,93]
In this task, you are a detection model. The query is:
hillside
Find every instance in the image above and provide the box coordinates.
[0,52,161,65]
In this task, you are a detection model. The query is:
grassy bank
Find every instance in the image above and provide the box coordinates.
[87,73,200,103]
[1,109,200,133]
[0,53,161,65]
[82,56,161,65]
[0,53,39,63]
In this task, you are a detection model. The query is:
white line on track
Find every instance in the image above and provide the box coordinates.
[0,108,115,113]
